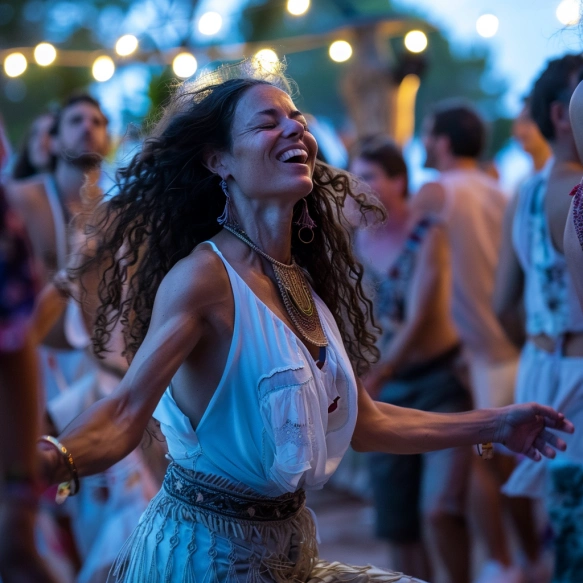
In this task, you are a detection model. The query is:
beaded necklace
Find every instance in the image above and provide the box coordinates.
[223,222,328,349]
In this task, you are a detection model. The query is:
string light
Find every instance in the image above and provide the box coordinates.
[115,34,138,57]
[254,48,279,72]
[287,0,310,16]
[92,55,115,81]
[556,0,580,25]
[4,53,27,77]
[34,43,56,66]
[173,52,197,78]
[404,30,428,53]
[198,11,223,35]
[476,14,499,38]
[329,40,352,63]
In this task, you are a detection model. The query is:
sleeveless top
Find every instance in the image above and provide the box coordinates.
[153,241,358,497]
[437,169,517,362]
[512,163,583,338]
[367,217,434,351]
[44,174,68,270]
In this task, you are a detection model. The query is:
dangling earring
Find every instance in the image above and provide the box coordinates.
[295,197,316,244]
[217,178,232,225]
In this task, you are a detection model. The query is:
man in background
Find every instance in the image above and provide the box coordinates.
[415,102,530,583]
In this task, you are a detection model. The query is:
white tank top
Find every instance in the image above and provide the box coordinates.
[512,164,583,338]
[153,241,359,497]
[438,169,517,362]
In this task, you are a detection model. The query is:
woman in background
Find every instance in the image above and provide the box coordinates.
[351,137,471,583]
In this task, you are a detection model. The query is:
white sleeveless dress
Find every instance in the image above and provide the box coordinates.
[504,164,583,499]
[108,241,421,583]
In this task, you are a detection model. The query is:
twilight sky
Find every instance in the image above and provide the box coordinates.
[394,0,582,114]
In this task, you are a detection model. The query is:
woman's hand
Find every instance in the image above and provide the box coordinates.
[494,403,575,461]
[0,505,58,583]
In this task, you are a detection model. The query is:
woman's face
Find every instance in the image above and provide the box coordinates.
[28,114,54,172]
[349,157,406,212]
[220,84,318,205]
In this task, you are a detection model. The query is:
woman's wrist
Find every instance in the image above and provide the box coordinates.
[479,408,502,445]
[37,440,69,485]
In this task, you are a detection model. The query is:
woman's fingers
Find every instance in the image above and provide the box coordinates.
[524,446,541,462]
[540,429,567,451]
[534,436,557,459]
[534,404,575,433]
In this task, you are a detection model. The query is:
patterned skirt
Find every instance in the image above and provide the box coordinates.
[108,463,421,583]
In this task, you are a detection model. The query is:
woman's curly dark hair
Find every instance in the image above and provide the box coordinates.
[75,74,384,376]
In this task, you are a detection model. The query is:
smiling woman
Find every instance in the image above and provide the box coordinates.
[36,60,575,583]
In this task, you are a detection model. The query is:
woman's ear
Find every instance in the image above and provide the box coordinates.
[202,148,226,178]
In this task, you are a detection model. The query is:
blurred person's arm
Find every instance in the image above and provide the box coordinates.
[492,193,526,348]
[29,283,69,348]
[411,181,446,216]
[0,339,57,583]
[0,193,57,583]
[365,223,454,394]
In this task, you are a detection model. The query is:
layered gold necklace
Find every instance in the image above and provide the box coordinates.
[223,223,328,348]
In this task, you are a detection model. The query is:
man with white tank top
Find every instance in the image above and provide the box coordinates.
[7,94,109,399]
[414,103,524,583]
[6,95,110,583]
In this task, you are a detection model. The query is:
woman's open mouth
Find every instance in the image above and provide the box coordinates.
[277,148,309,164]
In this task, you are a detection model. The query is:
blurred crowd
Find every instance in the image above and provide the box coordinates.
[2,50,583,583]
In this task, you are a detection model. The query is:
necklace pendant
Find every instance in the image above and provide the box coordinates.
[223,222,328,348]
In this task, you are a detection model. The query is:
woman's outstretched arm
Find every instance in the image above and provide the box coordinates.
[39,249,226,484]
[352,379,574,461]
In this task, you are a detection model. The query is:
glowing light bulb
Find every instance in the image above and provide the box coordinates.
[254,49,279,72]
[476,14,499,38]
[173,52,197,78]
[4,53,27,77]
[34,43,56,66]
[329,40,352,63]
[287,0,310,16]
[115,34,138,56]
[92,56,115,82]
[556,0,580,25]
[198,11,222,35]
[404,30,428,53]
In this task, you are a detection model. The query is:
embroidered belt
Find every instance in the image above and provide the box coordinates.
[163,463,305,522]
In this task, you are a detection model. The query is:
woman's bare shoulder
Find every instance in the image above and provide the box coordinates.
[156,243,231,315]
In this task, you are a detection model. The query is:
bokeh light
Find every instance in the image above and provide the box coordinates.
[556,0,580,25]
[476,14,499,38]
[92,55,115,82]
[287,0,310,16]
[173,52,197,78]
[115,34,138,56]
[198,11,222,36]
[329,40,353,63]
[254,48,279,72]
[404,30,428,53]
[34,43,57,66]
[4,53,27,77]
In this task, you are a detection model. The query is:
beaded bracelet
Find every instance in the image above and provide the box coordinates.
[39,435,80,503]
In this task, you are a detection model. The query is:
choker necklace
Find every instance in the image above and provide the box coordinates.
[223,222,328,348]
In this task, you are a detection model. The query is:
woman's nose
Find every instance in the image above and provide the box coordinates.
[282,118,305,138]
